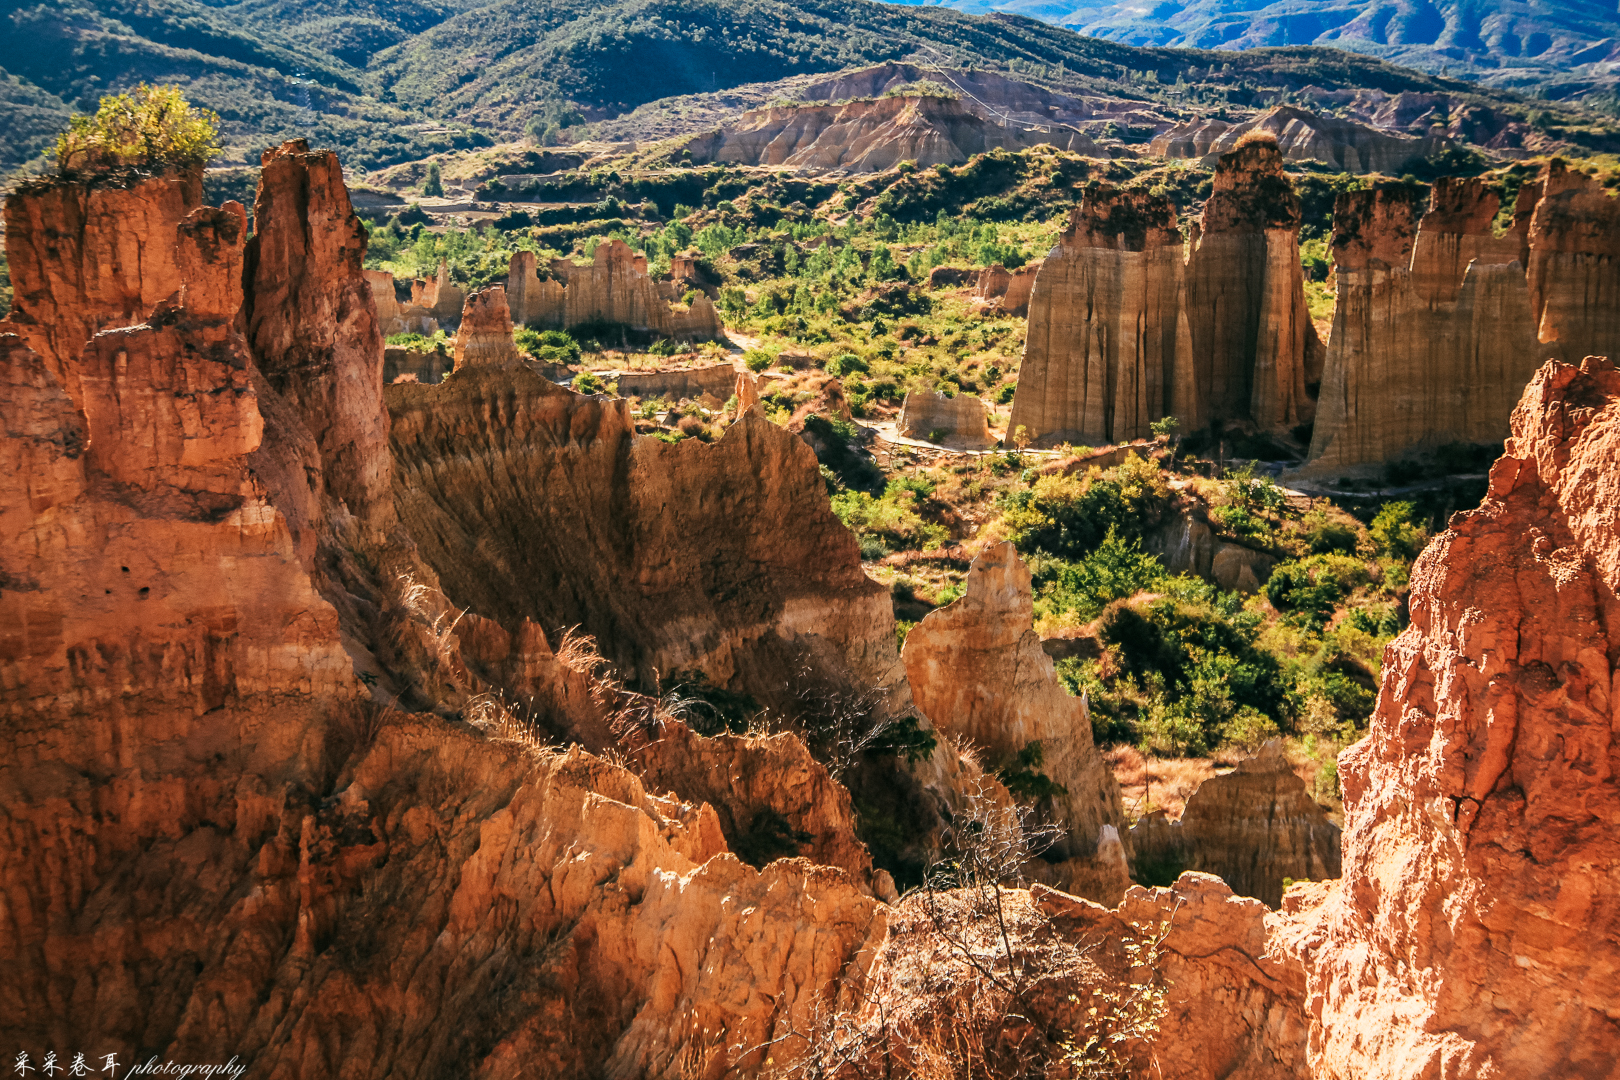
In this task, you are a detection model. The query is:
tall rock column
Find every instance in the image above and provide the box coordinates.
[1,169,203,407]
[1304,179,1539,475]
[1295,356,1620,1078]
[1184,139,1318,433]
[1010,185,1193,447]
[452,286,523,370]
[506,249,565,328]
[1526,160,1620,366]
[241,139,393,532]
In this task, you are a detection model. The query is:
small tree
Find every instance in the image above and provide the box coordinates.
[55,84,221,174]
[422,161,444,198]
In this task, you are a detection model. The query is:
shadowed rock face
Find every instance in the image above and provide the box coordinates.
[1292,355,1620,1079]
[1526,161,1620,367]
[901,542,1131,903]
[1128,741,1341,907]
[1,164,887,1080]
[386,364,901,703]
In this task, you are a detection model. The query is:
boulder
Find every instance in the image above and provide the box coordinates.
[1211,541,1275,593]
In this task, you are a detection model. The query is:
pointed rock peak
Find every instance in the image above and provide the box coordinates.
[914,540,1034,637]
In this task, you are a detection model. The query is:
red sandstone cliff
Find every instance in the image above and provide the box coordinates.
[1290,355,1620,1077]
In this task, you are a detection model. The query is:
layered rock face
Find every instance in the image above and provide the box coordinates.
[1,168,203,406]
[1129,741,1341,907]
[615,362,738,401]
[452,286,524,371]
[506,244,722,341]
[387,365,900,701]
[1010,186,1193,447]
[902,542,1131,902]
[409,260,465,322]
[1184,140,1320,435]
[682,94,1097,174]
[1151,105,1449,174]
[1525,161,1620,367]
[897,389,992,448]
[1295,355,1620,1078]
[1302,170,1605,475]
[242,140,394,533]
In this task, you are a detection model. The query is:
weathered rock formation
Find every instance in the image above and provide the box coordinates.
[971,262,1037,316]
[386,365,901,702]
[1128,741,1340,907]
[1291,354,1620,1079]
[615,362,738,401]
[1010,186,1194,447]
[452,286,524,371]
[680,94,1098,174]
[1525,160,1620,368]
[505,243,722,341]
[897,389,993,449]
[902,542,1131,903]
[1183,139,1320,435]
[1,167,203,407]
[383,347,450,384]
[1151,105,1450,174]
[409,260,465,322]
[736,368,762,412]
[242,140,394,533]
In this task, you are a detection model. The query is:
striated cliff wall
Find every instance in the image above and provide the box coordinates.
[1290,355,1620,1078]
[1303,163,1620,475]
[1151,105,1450,174]
[683,94,1098,174]
[1010,185,1193,447]
[1184,139,1319,435]
[1,169,203,407]
[452,286,524,371]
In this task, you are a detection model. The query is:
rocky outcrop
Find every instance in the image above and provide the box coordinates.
[367,268,440,336]
[242,139,394,533]
[1151,105,1450,174]
[1293,355,1620,1078]
[615,362,738,401]
[383,347,450,384]
[681,94,1098,174]
[452,286,524,371]
[1184,139,1320,435]
[1,168,203,407]
[971,262,1037,316]
[840,873,1309,1079]
[736,368,762,412]
[2,163,892,1080]
[1525,160,1620,367]
[901,542,1131,903]
[1304,178,1541,475]
[1010,186,1194,447]
[505,249,566,329]
[897,389,993,449]
[508,242,722,341]
[410,260,465,323]
[386,365,900,702]
[1128,742,1340,907]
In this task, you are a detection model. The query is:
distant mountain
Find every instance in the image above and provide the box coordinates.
[883,0,1620,97]
[0,0,1613,174]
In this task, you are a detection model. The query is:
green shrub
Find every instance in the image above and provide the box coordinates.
[1264,555,1369,628]
[743,348,774,373]
[826,352,869,378]
[1370,500,1426,560]
[995,382,1017,405]
[997,741,1069,800]
[56,84,221,173]
[573,370,605,395]
[1039,529,1168,622]
[423,161,444,197]
[515,327,581,363]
